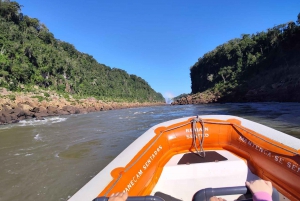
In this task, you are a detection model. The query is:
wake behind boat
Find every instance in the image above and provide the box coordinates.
[68,115,300,201]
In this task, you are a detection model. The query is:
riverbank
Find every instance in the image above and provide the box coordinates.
[0,88,165,125]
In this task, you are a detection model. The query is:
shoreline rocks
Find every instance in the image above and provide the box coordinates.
[171,79,300,105]
[0,90,165,125]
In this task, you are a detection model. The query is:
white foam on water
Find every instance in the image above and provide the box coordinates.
[7,170,17,174]
[73,137,86,143]
[0,124,15,130]
[25,153,33,156]
[49,117,67,123]
[133,111,151,115]
[34,134,42,141]
[18,116,67,126]
[17,144,47,154]
[19,147,35,151]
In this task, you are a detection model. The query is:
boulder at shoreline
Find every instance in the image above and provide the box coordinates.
[0,89,165,125]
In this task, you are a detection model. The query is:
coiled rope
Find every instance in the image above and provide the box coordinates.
[191,116,205,157]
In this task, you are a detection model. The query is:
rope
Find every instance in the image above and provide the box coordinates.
[192,116,205,157]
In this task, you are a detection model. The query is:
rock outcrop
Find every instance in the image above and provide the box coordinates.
[171,91,219,105]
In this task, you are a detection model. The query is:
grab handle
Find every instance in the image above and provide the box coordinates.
[192,186,279,201]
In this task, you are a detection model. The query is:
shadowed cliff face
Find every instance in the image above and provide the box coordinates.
[0,88,165,125]
[172,64,300,105]
[215,65,300,103]
[240,66,300,102]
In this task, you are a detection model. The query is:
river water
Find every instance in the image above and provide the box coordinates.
[1,103,300,201]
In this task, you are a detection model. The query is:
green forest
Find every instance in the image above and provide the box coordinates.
[0,1,164,102]
[190,13,300,102]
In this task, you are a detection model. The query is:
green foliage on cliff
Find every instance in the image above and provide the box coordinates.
[190,13,300,100]
[0,1,164,102]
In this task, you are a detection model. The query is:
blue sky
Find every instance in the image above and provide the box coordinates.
[17,0,300,99]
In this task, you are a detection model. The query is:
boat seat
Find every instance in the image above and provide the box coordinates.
[151,150,260,201]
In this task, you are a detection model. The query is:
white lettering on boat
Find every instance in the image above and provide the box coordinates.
[239,136,272,157]
[143,145,162,170]
[287,162,300,173]
[274,156,284,164]
[186,133,209,139]
[123,145,163,193]
[186,127,209,133]
[239,136,300,175]
[124,169,143,192]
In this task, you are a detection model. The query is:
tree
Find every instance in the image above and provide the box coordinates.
[218,66,233,83]
[0,1,22,23]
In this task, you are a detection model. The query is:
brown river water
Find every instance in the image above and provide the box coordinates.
[1,103,300,201]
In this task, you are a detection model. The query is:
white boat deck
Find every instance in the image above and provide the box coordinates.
[151,150,259,201]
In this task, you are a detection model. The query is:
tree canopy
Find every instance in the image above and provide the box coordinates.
[0,1,164,102]
[190,13,300,100]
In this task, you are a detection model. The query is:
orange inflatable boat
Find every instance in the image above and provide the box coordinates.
[68,115,300,201]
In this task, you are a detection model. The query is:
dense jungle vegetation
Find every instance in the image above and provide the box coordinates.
[0,1,164,102]
[190,13,300,101]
